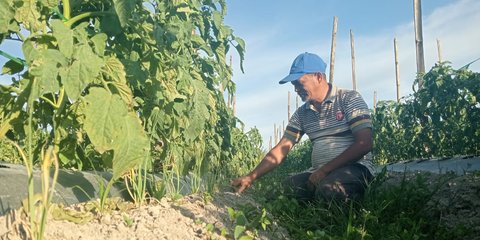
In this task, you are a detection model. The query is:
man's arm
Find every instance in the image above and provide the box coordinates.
[231,137,295,193]
[308,127,373,184]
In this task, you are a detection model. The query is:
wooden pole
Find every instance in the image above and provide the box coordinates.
[296,95,299,109]
[288,91,291,120]
[414,0,425,88]
[274,124,277,144]
[350,29,357,91]
[436,38,443,63]
[373,91,377,113]
[329,16,338,84]
[278,127,282,142]
[394,38,401,103]
[227,94,230,108]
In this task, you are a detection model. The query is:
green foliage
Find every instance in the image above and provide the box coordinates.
[0,138,21,163]
[255,140,312,196]
[373,62,480,163]
[0,0,262,201]
[227,205,271,240]
[256,162,463,239]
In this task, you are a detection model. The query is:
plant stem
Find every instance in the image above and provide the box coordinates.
[63,0,71,20]
[0,49,26,66]
[52,6,67,21]
[40,96,57,108]
[53,87,66,153]
[27,79,37,237]
[65,11,113,28]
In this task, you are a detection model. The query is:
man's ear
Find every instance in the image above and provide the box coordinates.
[314,73,324,83]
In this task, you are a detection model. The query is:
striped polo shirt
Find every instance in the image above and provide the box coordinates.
[283,84,374,173]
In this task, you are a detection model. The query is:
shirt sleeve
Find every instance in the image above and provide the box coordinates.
[283,109,305,143]
[342,90,372,133]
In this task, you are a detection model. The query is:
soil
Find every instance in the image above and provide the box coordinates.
[0,171,479,240]
[0,189,289,240]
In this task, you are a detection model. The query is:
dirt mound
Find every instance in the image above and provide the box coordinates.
[0,191,289,240]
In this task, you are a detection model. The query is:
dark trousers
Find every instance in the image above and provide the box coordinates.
[282,163,373,202]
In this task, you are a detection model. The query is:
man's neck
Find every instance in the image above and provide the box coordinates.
[312,83,331,104]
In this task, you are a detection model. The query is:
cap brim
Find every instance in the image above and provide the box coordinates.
[279,73,305,84]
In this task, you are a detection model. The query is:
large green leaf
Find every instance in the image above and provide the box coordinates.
[233,36,246,73]
[103,56,134,107]
[29,49,67,98]
[2,60,24,75]
[40,0,57,8]
[83,87,149,180]
[91,33,107,56]
[61,45,104,100]
[0,0,14,34]
[14,0,43,32]
[113,0,134,28]
[51,19,73,58]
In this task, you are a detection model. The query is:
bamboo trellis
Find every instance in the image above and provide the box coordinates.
[350,29,357,91]
[394,38,401,103]
[328,16,338,84]
[414,0,425,88]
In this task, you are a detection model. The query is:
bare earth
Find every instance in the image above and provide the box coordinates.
[1,171,479,240]
[0,191,289,240]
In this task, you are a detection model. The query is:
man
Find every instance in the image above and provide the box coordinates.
[231,52,374,202]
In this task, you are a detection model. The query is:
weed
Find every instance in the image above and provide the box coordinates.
[123,214,134,227]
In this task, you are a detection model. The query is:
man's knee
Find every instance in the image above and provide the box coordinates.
[315,181,365,202]
[314,164,372,202]
[282,172,314,201]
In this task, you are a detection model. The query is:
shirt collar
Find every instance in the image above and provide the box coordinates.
[304,84,337,110]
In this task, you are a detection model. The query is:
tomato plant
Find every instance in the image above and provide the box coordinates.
[373,62,480,163]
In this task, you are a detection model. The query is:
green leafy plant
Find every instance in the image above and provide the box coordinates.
[1,0,263,204]
[123,214,134,227]
[373,62,480,163]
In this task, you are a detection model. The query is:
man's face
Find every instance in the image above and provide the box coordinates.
[291,74,318,101]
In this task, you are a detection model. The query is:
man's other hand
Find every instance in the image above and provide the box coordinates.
[230,176,253,193]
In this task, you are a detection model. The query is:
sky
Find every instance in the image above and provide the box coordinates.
[1,0,479,148]
[224,0,480,147]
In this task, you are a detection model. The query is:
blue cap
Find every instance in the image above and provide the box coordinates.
[279,52,327,84]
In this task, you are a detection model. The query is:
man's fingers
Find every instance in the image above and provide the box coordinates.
[237,184,247,193]
[231,179,249,193]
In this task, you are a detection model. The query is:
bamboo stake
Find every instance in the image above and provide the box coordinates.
[394,38,401,103]
[414,0,425,88]
[373,91,377,113]
[274,124,277,144]
[350,29,357,91]
[288,91,291,120]
[278,127,282,142]
[329,16,338,84]
[436,38,443,63]
[269,136,272,149]
[227,93,230,108]
[296,95,299,109]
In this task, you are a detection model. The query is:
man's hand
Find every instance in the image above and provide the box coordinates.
[231,175,254,193]
[307,168,328,189]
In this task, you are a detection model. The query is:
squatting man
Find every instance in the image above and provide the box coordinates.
[231,52,374,202]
